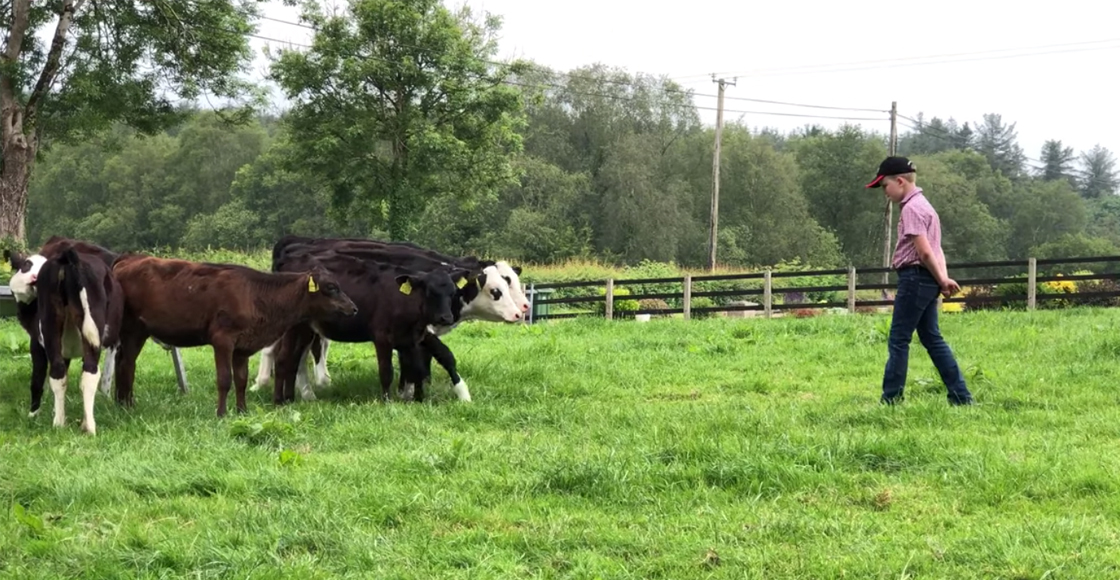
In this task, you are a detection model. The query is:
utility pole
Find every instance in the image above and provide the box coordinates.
[708,75,736,272]
[882,100,898,285]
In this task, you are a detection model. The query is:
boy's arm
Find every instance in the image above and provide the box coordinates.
[912,234,959,296]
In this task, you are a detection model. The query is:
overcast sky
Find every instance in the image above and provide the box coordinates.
[249,0,1120,169]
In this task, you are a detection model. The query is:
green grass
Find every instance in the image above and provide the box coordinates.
[3,308,1120,578]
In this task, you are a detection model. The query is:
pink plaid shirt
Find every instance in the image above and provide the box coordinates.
[892,188,943,269]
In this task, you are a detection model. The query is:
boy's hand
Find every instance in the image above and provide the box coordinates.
[940,278,960,298]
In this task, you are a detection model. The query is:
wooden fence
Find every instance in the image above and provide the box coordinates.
[523,255,1120,323]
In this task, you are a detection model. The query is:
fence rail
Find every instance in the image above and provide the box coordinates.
[523,255,1120,323]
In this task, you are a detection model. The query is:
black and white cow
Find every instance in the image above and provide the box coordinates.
[252,236,527,401]
[268,249,468,404]
[6,238,124,434]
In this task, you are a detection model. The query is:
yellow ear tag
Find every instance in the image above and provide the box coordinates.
[400,280,412,295]
[308,277,319,293]
[456,277,467,289]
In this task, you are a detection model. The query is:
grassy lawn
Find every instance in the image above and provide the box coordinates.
[2,307,1120,578]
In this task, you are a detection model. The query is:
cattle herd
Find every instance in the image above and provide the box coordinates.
[4,235,530,435]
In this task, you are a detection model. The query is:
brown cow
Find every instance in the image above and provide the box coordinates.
[110,254,358,417]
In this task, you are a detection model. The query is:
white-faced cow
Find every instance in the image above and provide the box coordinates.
[252,236,526,401]
[6,237,127,425]
[6,239,125,434]
[268,248,469,404]
[110,254,358,417]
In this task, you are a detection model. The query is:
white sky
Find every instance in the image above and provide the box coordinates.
[249,0,1120,168]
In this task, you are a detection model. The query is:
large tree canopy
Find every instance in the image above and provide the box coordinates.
[1,0,264,245]
[267,0,528,240]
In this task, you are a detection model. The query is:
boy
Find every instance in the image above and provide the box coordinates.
[866,156,973,406]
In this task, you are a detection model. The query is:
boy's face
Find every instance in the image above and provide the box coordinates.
[881,176,909,203]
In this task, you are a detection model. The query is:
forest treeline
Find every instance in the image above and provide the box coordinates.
[19,1,1120,270]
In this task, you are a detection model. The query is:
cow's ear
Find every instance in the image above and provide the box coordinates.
[4,249,23,270]
[512,265,522,276]
[450,268,470,289]
[395,274,415,295]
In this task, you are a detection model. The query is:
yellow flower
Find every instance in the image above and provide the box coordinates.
[942,290,965,313]
[1044,274,1076,294]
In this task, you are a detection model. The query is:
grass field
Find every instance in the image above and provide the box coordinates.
[3,308,1120,578]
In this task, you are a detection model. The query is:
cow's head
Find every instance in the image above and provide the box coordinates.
[304,266,359,318]
[397,267,469,327]
[492,260,529,314]
[5,250,47,304]
[461,265,524,323]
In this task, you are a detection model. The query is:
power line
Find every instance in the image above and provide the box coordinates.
[674,36,1120,80]
[694,93,887,113]
[695,105,883,122]
[252,11,887,115]
[245,32,889,124]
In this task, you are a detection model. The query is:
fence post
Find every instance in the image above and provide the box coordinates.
[605,279,614,320]
[763,268,772,319]
[847,265,857,314]
[1027,257,1037,310]
[683,274,692,320]
[527,283,535,324]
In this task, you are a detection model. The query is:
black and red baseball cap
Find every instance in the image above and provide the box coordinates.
[865,156,916,188]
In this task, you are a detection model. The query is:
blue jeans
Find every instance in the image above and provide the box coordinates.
[882,266,973,405]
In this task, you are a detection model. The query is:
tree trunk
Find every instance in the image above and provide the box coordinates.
[0,113,33,245]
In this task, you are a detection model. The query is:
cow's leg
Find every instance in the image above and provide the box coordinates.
[113,322,147,408]
[251,342,276,392]
[289,327,318,401]
[424,334,469,402]
[232,352,250,415]
[373,342,394,403]
[28,338,48,417]
[213,342,234,417]
[273,327,314,405]
[403,345,431,403]
[397,346,419,402]
[312,336,331,388]
[293,345,316,401]
[79,341,102,435]
[48,357,71,429]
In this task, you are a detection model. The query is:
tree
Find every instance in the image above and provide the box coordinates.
[1,0,262,245]
[791,125,889,267]
[974,113,1026,180]
[908,153,1009,263]
[268,0,528,240]
[898,114,957,156]
[1004,179,1087,258]
[1038,139,1077,187]
[1077,144,1119,199]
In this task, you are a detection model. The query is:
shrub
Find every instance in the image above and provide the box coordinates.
[594,286,639,316]
[1069,278,1120,307]
[638,298,672,316]
[690,297,717,319]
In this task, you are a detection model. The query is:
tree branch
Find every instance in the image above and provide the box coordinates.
[2,0,30,62]
[1,0,32,148]
[26,0,87,123]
